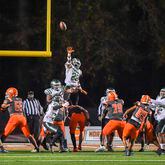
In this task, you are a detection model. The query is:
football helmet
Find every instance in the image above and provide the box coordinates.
[107,91,118,101]
[160,88,165,98]
[140,95,151,104]
[106,87,116,95]
[5,87,18,99]
[72,58,81,68]
[50,79,61,90]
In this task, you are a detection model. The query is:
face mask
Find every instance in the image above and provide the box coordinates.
[5,94,9,99]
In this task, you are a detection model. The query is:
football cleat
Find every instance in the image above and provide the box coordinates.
[59,148,69,153]
[155,148,165,156]
[41,142,49,151]
[107,145,114,152]
[31,148,39,153]
[125,149,131,156]
[95,145,106,152]
[139,148,144,152]
[73,148,78,152]
[0,149,8,153]
[78,145,82,151]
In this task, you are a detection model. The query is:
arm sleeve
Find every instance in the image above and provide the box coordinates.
[97,97,106,116]
[98,102,103,116]
[67,55,71,62]
[65,55,72,68]
[151,99,165,107]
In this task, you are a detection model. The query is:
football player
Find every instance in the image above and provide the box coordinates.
[44,79,64,105]
[95,88,116,152]
[0,87,39,152]
[101,91,125,151]
[44,79,69,151]
[123,95,152,156]
[67,105,90,152]
[42,100,69,152]
[64,47,84,105]
[151,87,165,155]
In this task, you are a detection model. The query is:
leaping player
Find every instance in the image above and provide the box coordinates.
[64,47,87,105]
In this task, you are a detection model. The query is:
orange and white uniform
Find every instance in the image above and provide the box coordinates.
[1,97,31,138]
[123,103,151,141]
[102,98,125,139]
[1,87,39,152]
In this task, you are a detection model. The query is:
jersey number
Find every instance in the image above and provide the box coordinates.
[71,72,79,81]
[112,103,123,114]
[14,101,23,112]
[135,108,148,122]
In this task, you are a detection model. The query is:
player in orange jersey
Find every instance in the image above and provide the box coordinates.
[123,95,153,156]
[68,105,90,152]
[101,91,125,149]
[0,87,39,152]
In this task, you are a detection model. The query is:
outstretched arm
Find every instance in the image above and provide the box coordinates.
[65,47,75,68]
[123,105,137,118]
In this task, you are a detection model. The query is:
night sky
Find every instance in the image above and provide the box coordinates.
[0,0,164,110]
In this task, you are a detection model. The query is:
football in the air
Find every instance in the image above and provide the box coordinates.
[59,21,67,31]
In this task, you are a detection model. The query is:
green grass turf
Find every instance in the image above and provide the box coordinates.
[0,151,164,165]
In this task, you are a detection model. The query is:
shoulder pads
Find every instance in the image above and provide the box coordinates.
[44,88,52,95]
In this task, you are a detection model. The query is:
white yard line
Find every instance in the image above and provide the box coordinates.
[0,160,165,162]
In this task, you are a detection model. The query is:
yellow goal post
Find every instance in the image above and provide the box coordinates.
[0,0,52,57]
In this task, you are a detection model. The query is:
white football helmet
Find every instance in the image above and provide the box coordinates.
[72,58,81,69]
[50,79,61,90]
[105,87,116,95]
[160,88,165,98]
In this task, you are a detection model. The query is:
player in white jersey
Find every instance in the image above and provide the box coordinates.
[64,47,84,105]
[43,101,69,152]
[151,87,165,155]
[44,79,64,105]
[41,79,65,151]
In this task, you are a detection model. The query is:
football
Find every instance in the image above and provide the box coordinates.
[59,21,67,31]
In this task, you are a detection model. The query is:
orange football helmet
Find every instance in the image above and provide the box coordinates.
[5,87,18,99]
[140,95,151,104]
[107,91,118,101]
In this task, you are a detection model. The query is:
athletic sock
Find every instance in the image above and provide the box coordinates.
[71,134,76,149]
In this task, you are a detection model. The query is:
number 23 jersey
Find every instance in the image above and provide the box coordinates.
[65,64,82,87]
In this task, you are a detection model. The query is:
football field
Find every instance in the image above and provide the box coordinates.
[0,151,165,165]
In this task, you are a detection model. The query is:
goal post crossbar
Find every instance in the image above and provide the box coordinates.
[0,0,52,57]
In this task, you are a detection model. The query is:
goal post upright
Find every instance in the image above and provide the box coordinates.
[46,0,51,53]
[0,0,52,57]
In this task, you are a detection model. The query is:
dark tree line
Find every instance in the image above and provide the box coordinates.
[0,0,164,107]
